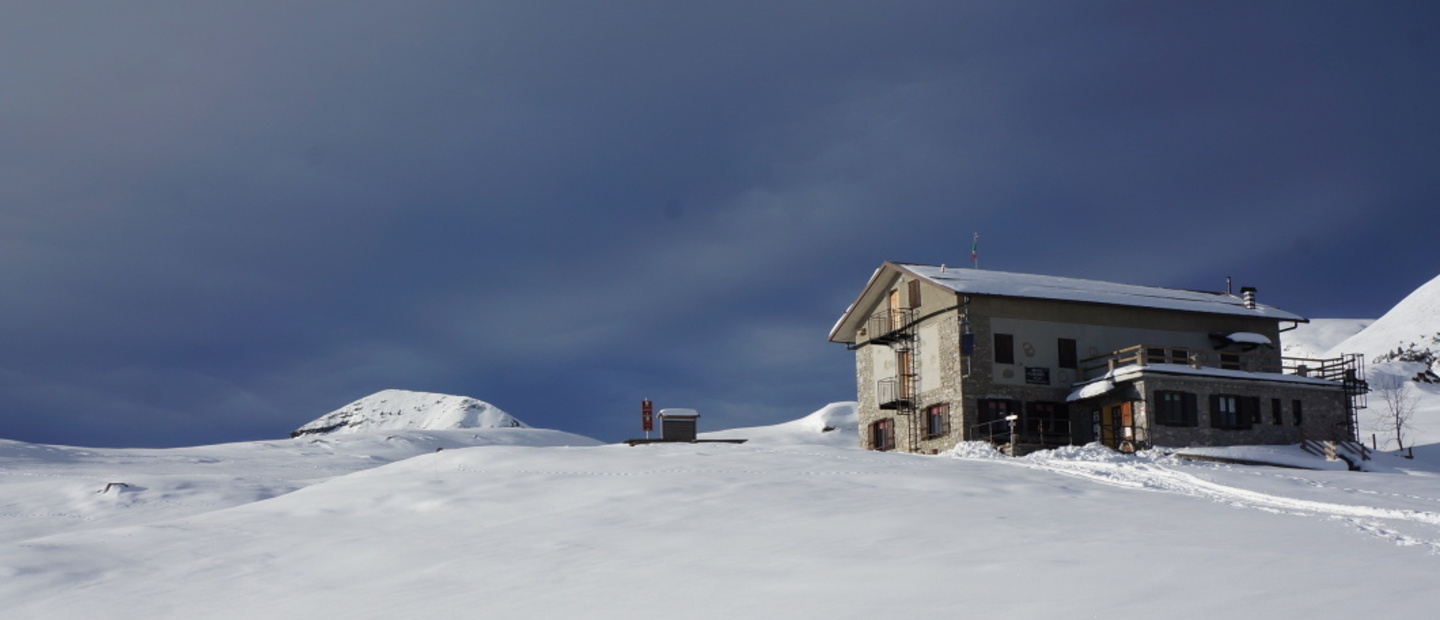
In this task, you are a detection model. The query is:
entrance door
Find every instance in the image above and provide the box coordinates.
[1099,402,1136,453]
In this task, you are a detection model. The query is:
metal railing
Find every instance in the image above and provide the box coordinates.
[968,417,1073,446]
[876,376,915,410]
[864,308,915,347]
[1080,345,1362,383]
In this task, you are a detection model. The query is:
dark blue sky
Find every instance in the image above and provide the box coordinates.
[3,1,1438,447]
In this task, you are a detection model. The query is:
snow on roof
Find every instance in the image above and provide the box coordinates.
[900,264,1307,321]
[1066,379,1115,402]
[1110,363,1343,387]
[1226,332,1273,345]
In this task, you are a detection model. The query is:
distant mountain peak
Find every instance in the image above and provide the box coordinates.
[291,389,528,438]
[1328,273,1440,361]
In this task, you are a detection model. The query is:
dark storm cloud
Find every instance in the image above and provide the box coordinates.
[2,2,1437,445]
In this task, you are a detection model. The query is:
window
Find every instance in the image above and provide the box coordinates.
[1027,401,1067,435]
[1271,398,1283,425]
[923,404,950,439]
[1058,338,1078,369]
[994,333,1015,364]
[1220,353,1241,370]
[978,399,1019,428]
[1210,395,1258,430]
[908,279,922,308]
[1154,391,1198,427]
[871,418,895,451]
[1292,400,1304,426]
[1211,395,1240,429]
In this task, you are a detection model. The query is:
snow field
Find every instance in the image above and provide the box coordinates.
[4,438,1440,619]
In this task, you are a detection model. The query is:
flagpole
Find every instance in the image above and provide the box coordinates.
[971,233,979,269]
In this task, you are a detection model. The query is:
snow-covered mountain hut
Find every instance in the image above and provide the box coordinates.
[829,262,1367,454]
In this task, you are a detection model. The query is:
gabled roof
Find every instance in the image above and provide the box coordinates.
[829,262,1307,343]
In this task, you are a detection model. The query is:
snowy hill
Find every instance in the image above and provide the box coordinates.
[0,429,600,546]
[699,401,859,447]
[4,431,1440,619]
[1314,273,1440,448]
[1281,318,1373,358]
[1325,273,1440,363]
[292,389,531,437]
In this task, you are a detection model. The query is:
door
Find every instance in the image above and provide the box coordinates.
[888,289,902,331]
[897,349,914,401]
[1099,402,1136,453]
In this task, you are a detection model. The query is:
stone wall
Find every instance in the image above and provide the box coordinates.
[1134,375,1351,446]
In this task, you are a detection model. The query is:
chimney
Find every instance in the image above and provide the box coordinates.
[1240,286,1257,309]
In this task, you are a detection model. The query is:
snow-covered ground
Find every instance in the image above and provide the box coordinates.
[4,407,1440,619]
[0,428,599,546]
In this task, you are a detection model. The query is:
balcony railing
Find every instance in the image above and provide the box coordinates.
[877,376,915,411]
[1080,344,1363,386]
[864,308,915,347]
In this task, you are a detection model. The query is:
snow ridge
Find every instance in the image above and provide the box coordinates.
[1326,272,1440,362]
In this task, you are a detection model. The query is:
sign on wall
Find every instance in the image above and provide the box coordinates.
[1025,367,1050,385]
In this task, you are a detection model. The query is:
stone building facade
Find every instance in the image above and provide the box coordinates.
[828,262,1365,454]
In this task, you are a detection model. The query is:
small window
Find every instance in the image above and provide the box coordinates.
[1058,338,1078,369]
[1292,400,1304,426]
[871,419,896,451]
[1220,353,1241,370]
[923,404,950,439]
[1155,391,1197,427]
[994,333,1015,364]
[908,279,922,309]
[1271,398,1282,425]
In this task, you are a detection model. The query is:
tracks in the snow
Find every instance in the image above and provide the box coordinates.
[1011,456,1440,552]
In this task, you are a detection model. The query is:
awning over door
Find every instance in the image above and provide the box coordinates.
[1066,379,1115,402]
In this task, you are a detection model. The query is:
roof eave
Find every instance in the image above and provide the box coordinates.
[827,262,904,344]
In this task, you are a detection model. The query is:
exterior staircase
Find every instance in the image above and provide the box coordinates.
[1300,439,1372,470]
